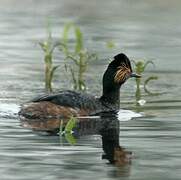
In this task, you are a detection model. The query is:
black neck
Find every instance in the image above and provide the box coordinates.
[99,64,123,110]
[100,85,121,109]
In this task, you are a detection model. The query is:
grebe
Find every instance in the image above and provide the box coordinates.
[19,53,140,129]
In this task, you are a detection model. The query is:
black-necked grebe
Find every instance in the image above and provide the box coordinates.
[19,53,140,130]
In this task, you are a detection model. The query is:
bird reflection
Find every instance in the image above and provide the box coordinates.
[98,113,132,177]
[99,114,132,166]
[69,112,132,169]
[74,112,132,176]
[20,111,132,176]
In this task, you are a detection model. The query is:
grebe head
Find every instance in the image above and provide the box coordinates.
[104,53,141,87]
[112,53,141,84]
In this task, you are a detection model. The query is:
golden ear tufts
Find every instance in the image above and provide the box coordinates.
[114,63,131,83]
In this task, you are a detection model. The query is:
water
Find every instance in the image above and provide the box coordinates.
[0,0,181,179]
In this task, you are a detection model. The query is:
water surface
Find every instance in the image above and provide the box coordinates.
[0,0,181,180]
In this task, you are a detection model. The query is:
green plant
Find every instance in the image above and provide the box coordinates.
[132,60,158,105]
[106,40,116,49]
[39,25,61,92]
[65,133,77,145]
[60,23,97,91]
[64,116,77,133]
[144,76,159,95]
[59,116,77,145]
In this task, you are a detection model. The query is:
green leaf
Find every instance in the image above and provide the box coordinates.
[70,67,77,89]
[67,54,79,65]
[131,59,155,74]
[143,60,155,71]
[62,23,72,44]
[65,133,77,145]
[62,23,73,55]
[144,76,159,95]
[106,40,115,49]
[62,23,84,55]
[46,19,52,42]
[39,42,47,52]
[65,116,77,133]
[74,26,83,53]
[49,65,60,85]
[49,42,62,54]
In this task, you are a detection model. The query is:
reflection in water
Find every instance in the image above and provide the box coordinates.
[20,112,132,177]
[98,114,132,177]
[99,117,131,167]
[77,114,132,177]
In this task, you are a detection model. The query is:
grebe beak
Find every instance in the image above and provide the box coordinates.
[130,73,141,78]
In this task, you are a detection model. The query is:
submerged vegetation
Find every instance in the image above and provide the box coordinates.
[59,116,77,145]
[106,40,116,49]
[61,23,97,91]
[39,25,61,92]
[39,23,97,92]
[132,59,159,105]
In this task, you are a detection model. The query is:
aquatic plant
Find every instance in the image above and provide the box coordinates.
[59,116,77,145]
[106,40,116,49]
[64,116,77,133]
[144,76,159,95]
[65,133,77,145]
[39,25,61,93]
[60,23,97,91]
[132,59,158,105]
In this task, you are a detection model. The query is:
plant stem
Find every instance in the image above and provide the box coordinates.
[45,54,52,92]
[135,78,141,103]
